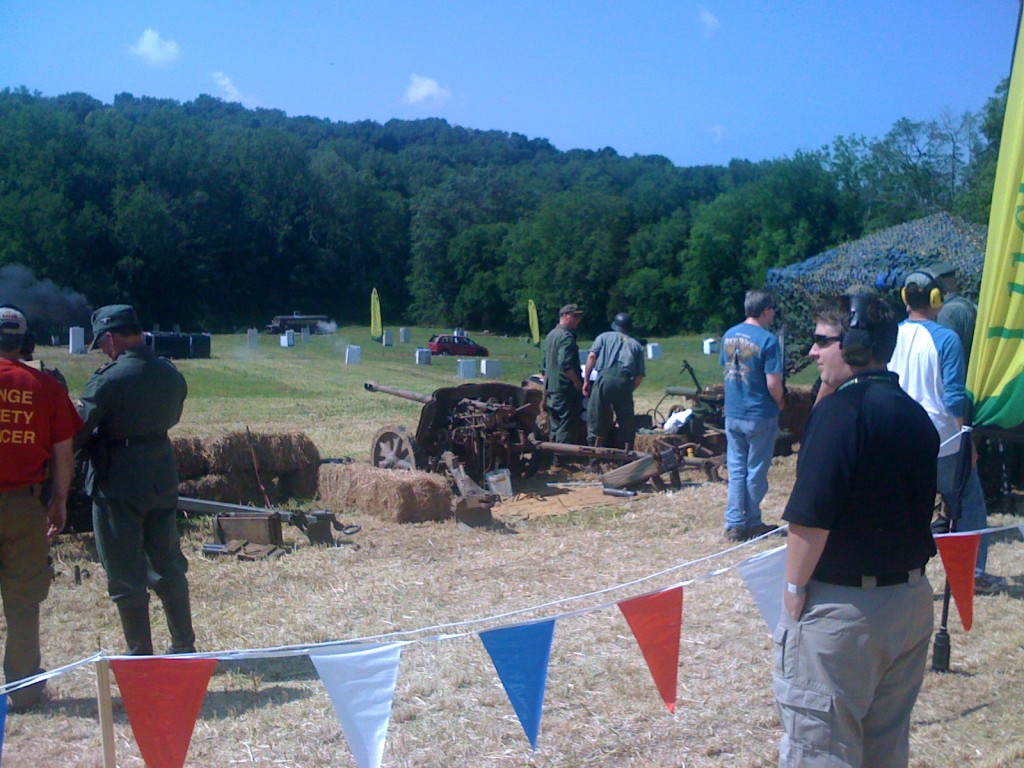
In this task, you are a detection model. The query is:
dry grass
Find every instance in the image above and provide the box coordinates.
[5,338,1023,766]
[4,456,1022,767]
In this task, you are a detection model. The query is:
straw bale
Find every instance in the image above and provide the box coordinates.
[279,465,319,499]
[633,433,679,454]
[172,436,210,479]
[317,462,453,523]
[177,472,267,506]
[206,431,321,476]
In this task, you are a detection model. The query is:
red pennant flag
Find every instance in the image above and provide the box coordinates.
[935,534,980,632]
[617,586,683,713]
[111,658,217,768]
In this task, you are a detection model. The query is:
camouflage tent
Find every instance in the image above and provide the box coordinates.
[766,212,986,375]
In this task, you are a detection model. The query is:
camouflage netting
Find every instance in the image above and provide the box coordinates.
[765,212,986,375]
[173,431,320,505]
[317,463,453,523]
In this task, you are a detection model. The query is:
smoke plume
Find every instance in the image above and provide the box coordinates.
[0,263,92,337]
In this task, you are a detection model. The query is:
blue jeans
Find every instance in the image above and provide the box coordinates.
[936,453,990,574]
[724,416,778,531]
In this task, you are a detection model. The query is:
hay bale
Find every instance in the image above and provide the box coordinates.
[634,433,683,454]
[177,473,267,506]
[172,436,209,479]
[207,431,320,476]
[279,465,319,499]
[317,463,452,523]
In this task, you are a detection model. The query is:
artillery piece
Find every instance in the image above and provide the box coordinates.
[364,381,647,484]
[364,380,548,481]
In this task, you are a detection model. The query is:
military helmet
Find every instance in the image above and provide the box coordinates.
[611,312,633,333]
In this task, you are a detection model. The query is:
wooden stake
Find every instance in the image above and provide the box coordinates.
[95,659,116,768]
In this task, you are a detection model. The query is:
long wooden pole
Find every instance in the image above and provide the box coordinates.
[95,659,116,768]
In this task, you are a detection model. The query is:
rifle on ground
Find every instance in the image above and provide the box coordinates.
[177,497,360,548]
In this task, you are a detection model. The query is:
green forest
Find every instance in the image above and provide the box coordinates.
[0,82,1007,336]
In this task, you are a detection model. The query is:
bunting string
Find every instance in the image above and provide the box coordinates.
[2,521,1020,696]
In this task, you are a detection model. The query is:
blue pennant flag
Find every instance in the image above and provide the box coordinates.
[479,619,555,751]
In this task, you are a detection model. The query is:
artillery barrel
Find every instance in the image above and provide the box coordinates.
[528,439,648,464]
[363,381,433,404]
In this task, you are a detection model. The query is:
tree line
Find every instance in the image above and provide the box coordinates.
[0,82,1006,336]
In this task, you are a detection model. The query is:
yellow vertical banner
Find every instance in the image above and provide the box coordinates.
[370,288,383,341]
[968,11,1024,430]
[528,299,541,346]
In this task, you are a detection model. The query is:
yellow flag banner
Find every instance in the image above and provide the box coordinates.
[528,299,541,346]
[370,288,383,341]
[968,12,1024,431]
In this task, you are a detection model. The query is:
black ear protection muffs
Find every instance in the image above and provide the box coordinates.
[900,270,944,309]
[841,293,874,366]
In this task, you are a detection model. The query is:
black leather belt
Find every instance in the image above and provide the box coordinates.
[816,566,926,589]
[106,433,168,447]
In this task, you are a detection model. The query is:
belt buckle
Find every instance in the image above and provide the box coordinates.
[861,575,878,589]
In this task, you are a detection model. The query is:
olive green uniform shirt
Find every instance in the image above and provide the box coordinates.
[542,325,581,394]
[75,346,187,508]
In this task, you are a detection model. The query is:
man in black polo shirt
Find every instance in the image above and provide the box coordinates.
[774,294,937,768]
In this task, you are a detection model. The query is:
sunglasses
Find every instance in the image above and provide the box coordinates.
[812,334,842,347]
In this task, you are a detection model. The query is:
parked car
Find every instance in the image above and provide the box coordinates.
[427,334,489,357]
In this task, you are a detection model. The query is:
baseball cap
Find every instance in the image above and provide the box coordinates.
[89,304,139,350]
[559,303,585,316]
[903,271,939,290]
[0,305,28,336]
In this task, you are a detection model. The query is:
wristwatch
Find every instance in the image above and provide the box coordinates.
[785,582,806,596]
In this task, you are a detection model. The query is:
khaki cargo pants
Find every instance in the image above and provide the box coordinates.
[773,576,933,768]
[0,485,50,708]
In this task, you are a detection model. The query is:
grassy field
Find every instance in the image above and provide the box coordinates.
[55,327,818,460]
[5,330,1023,767]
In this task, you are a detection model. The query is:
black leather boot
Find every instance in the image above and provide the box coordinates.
[161,594,196,654]
[116,604,154,656]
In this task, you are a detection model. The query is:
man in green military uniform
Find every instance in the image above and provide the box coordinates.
[74,305,194,655]
[583,312,645,450]
[542,304,586,450]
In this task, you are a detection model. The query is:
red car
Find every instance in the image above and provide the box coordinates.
[427,334,489,357]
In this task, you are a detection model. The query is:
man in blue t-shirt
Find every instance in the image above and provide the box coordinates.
[719,290,784,541]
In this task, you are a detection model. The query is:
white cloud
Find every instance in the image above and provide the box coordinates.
[697,5,721,38]
[211,72,242,102]
[129,28,180,66]
[707,124,728,143]
[403,74,451,105]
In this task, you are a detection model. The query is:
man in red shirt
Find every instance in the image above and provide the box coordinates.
[0,305,83,710]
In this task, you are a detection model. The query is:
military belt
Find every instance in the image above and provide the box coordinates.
[105,433,168,448]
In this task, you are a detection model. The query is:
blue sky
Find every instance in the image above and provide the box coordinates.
[1,1,1018,166]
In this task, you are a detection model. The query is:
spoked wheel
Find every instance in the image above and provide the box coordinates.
[507,430,543,478]
[371,425,423,471]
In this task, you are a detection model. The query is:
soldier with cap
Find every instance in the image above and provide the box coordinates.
[74,305,195,654]
[582,312,645,450]
[932,262,978,362]
[0,305,83,709]
[541,304,586,450]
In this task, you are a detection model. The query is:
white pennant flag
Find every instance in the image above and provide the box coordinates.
[736,544,787,632]
[311,642,408,768]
